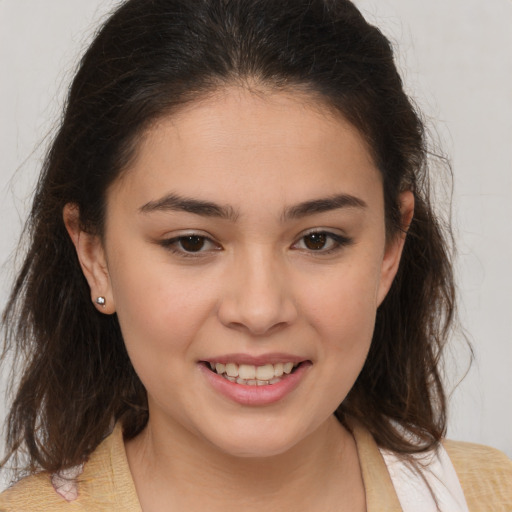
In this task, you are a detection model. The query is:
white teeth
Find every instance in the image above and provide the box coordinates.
[256,364,274,380]
[225,363,238,378]
[283,362,294,374]
[225,375,281,386]
[238,364,256,380]
[210,361,300,383]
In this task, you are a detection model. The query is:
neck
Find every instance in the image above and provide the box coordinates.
[126,414,365,512]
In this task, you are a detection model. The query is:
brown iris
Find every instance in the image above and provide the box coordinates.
[180,236,205,252]
[303,233,327,250]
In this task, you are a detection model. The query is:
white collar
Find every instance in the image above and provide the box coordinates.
[379,443,470,512]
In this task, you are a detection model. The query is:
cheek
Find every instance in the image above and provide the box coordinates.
[109,263,220,413]
[107,252,220,362]
[302,259,381,334]
[297,259,381,375]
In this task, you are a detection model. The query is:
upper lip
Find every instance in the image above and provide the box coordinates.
[201,353,308,366]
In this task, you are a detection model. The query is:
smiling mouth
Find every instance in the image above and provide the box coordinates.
[203,361,303,386]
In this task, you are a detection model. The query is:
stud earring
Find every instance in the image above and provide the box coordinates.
[95,297,106,307]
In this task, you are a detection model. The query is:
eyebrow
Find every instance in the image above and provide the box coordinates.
[139,193,239,221]
[282,194,367,220]
[139,192,366,221]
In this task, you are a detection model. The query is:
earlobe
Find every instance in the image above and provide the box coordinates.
[63,203,116,314]
[376,190,415,306]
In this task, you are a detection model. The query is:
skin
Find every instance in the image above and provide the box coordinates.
[64,86,413,511]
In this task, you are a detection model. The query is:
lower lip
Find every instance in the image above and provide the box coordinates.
[199,362,311,406]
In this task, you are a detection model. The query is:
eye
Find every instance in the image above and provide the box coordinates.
[302,232,330,251]
[160,234,221,256]
[178,235,207,252]
[292,231,352,254]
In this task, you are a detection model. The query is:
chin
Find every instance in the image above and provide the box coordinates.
[215,438,297,459]
[200,419,313,459]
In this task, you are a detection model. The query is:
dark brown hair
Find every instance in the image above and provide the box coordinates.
[1,0,455,476]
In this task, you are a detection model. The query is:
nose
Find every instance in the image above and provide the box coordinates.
[217,247,298,336]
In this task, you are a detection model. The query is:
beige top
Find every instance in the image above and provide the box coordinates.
[1,423,511,511]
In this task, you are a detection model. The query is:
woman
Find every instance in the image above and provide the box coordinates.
[1,0,511,510]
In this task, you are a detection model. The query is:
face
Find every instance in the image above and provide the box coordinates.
[69,87,411,458]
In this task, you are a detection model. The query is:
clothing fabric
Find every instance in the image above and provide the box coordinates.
[1,423,511,511]
[379,442,469,511]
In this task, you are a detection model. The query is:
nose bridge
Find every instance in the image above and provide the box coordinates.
[218,243,297,335]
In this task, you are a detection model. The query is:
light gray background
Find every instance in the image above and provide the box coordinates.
[1,0,511,489]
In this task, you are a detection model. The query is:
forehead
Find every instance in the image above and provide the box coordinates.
[109,87,382,216]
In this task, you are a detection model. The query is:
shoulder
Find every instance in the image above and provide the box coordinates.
[0,463,91,511]
[0,424,140,511]
[444,439,512,511]
[0,471,69,512]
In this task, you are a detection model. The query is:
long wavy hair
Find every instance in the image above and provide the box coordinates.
[1,0,455,476]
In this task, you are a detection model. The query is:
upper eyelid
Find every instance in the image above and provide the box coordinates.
[291,229,353,250]
[158,236,222,259]
[162,228,215,238]
[294,227,350,239]
[158,228,350,247]
[166,234,219,245]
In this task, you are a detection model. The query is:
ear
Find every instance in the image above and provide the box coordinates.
[376,190,415,306]
[63,203,116,314]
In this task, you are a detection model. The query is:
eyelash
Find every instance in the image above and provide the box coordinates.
[159,234,221,258]
[291,230,353,255]
[159,230,353,258]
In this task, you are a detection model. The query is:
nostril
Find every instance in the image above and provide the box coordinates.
[216,280,298,335]
[223,320,291,337]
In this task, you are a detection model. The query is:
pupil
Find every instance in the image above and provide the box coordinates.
[304,233,327,250]
[181,236,205,252]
